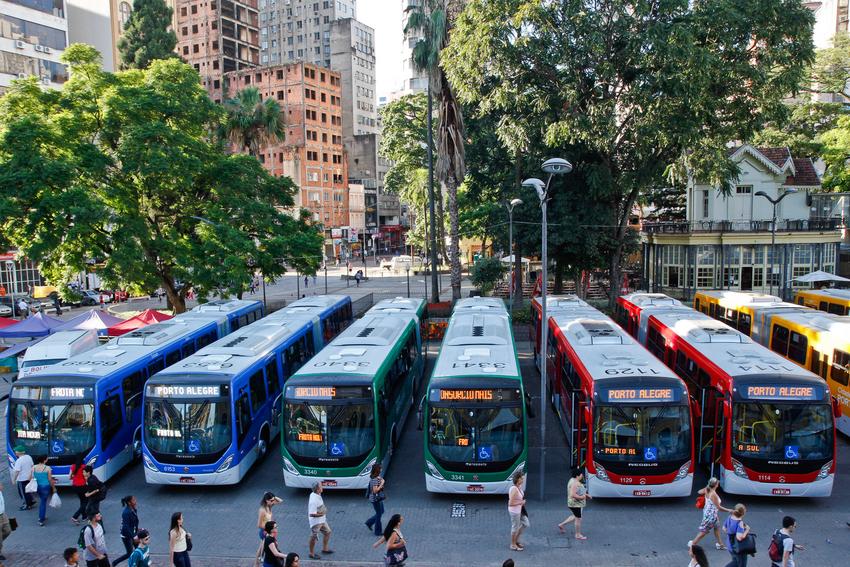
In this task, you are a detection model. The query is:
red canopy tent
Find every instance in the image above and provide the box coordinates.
[0,317,16,329]
[107,309,173,337]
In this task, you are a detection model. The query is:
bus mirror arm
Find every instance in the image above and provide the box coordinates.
[524,392,536,419]
[417,395,425,431]
[832,397,842,418]
[690,396,702,418]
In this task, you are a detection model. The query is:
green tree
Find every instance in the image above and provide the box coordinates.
[406,0,467,301]
[117,0,178,70]
[469,256,505,295]
[221,86,286,156]
[445,0,816,307]
[0,45,321,313]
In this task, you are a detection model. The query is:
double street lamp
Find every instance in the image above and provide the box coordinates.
[523,157,572,500]
[754,188,797,296]
[506,198,523,308]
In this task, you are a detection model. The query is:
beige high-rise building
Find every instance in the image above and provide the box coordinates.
[0,0,69,93]
[330,17,376,140]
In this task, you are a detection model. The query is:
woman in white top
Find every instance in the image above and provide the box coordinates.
[507,471,529,551]
[169,511,192,567]
[687,542,709,567]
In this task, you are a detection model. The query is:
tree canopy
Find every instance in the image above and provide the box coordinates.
[0,45,321,312]
[117,0,178,70]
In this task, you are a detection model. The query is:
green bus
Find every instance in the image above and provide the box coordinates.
[281,309,423,488]
[423,297,528,493]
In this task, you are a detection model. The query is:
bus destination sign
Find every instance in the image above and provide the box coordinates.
[605,388,675,402]
[741,385,822,401]
[146,385,221,398]
[286,386,372,400]
[434,388,522,402]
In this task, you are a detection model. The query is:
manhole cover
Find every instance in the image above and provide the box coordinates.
[451,503,465,518]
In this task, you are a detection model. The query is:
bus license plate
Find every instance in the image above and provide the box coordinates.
[321,480,337,487]
[772,488,791,495]
[179,477,195,484]
[633,489,652,497]
[467,484,484,492]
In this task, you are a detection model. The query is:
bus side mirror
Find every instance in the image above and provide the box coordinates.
[690,397,702,418]
[583,406,592,424]
[524,392,536,419]
[832,397,842,418]
[417,395,425,431]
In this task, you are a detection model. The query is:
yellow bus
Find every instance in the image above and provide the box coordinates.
[693,290,792,337]
[793,289,850,316]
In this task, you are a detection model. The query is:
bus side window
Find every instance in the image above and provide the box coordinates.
[647,326,665,359]
[738,313,751,336]
[165,348,181,366]
[812,350,829,380]
[796,297,804,306]
[235,393,252,444]
[771,325,790,356]
[238,314,249,328]
[708,303,716,318]
[819,301,828,312]
[147,358,165,377]
[99,395,123,447]
[787,331,808,364]
[828,303,844,315]
[831,349,850,387]
[122,371,145,421]
[181,341,196,358]
[694,298,700,312]
[249,370,266,413]
[305,329,315,357]
[265,359,281,396]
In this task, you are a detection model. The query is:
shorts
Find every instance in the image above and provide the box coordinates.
[569,507,583,519]
[509,512,529,533]
[310,522,331,540]
[258,527,265,541]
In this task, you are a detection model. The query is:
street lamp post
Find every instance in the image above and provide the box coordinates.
[523,157,572,500]
[406,267,411,298]
[755,188,797,297]
[506,198,523,309]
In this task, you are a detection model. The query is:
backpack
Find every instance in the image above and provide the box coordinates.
[768,529,788,563]
[77,524,93,549]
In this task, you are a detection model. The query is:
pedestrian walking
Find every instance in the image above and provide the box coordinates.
[557,467,591,540]
[168,512,192,567]
[304,275,309,288]
[722,504,751,567]
[255,492,283,564]
[307,482,333,560]
[364,463,386,536]
[53,295,62,316]
[687,542,710,567]
[32,454,55,526]
[508,471,529,551]
[111,495,139,566]
[65,547,81,567]
[355,270,362,287]
[17,298,28,317]
[769,516,803,567]
[284,553,299,567]
[11,445,34,511]
[0,483,13,561]
[261,521,287,567]
[690,477,731,550]
[70,456,88,525]
[83,512,109,567]
[372,513,408,566]
[127,529,151,567]
[82,466,106,518]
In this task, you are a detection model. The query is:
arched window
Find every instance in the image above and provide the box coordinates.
[119,2,132,28]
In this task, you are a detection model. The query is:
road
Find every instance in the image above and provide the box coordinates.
[2,307,850,566]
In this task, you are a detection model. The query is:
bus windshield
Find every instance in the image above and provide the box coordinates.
[9,400,96,461]
[428,405,524,467]
[593,404,691,464]
[284,400,375,465]
[732,402,833,461]
[145,399,231,457]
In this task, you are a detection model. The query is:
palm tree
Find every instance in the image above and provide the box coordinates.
[220,86,286,156]
[406,0,466,302]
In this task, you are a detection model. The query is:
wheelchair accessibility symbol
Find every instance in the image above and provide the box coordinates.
[51,440,65,454]
[644,447,658,461]
[784,445,800,460]
[330,442,346,456]
[478,445,493,462]
[188,440,201,453]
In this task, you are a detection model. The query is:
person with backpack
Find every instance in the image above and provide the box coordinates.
[111,496,140,566]
[81,511,108,567]
[769,516,804,567]
[82,466,107,519]
[127,529,150,567]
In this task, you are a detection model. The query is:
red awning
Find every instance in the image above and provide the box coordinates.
[107,309,173,336]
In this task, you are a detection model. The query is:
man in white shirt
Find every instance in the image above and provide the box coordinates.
[10,446,34,510]
[83,512,108,567]
[307,482,333,560]
[0,482,13,560]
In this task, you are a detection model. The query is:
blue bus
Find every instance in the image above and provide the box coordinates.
[141,295,354,485]
[7,300,263,485]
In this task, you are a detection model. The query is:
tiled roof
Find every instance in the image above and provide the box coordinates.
[784,158,821,187]
[755,147,792,169]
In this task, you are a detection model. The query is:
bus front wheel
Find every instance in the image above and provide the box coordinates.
[258,427,270,460]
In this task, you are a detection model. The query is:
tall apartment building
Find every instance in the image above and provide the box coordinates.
[808,0,849,49]
[225,62,348,255]
[399,0,426,94]
[330,17,375,139]
[175,0,260,103]
[0,0,69,93]
[260,0,355,67]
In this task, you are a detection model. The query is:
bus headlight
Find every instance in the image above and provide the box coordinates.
[216,455,233,473]
[674,461,691,481]
[426,461,445,480]
[359,458,377,476]
[283,457,300,476]
[817,461,833,480]
[593,462,609,482]
[143,455,157,472]
[731,458,748,478]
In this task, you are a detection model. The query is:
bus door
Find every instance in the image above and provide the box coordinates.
[698,387,723,466]
[707,390,728,479]
[568,392,588,468]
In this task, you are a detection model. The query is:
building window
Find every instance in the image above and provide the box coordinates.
[193,44,199,53]
[119,2,132,29]
[702,190,709,218]
[752,268,763,288]
[697,267,714,289]
[182,27,188,36]
[183,46,189,55]
[213,79,220,89]
[191,5,198,14]
[735,185,752,194]
[192,24,198,34]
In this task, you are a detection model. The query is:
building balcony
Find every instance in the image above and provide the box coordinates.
[642,218,843,235]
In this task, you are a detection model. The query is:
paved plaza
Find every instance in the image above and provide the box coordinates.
[2,282,850,566]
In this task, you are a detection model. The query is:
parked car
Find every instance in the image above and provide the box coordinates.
[0,304,11,317]
[80,290,112,306]
[0,295,36,316]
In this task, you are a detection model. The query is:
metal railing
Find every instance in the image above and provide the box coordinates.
[642,218,843,234]
[352,293,374,317]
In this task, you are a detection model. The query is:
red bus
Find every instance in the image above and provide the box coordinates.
[640,306,835,497]
[615,292,685,340]
[531,295,596,368]
[545,307,695,497]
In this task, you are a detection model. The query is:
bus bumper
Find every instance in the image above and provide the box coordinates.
[720,466,833,497]
[425,473,511,494]
[586,473,693,498]
[283,469,368,489]
[144,466,244,485]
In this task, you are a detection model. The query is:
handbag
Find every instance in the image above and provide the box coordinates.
[385,545,408,566]
[24,477,37,493]
[732,532,757,556]
[49,491,62,509]
[185,533,193,552]
[520,505,529,519]
[9,517,17,531]
[695,495,706,509]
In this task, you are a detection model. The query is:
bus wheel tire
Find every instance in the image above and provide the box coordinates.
[258,429,269,460]
[132,432,142,462]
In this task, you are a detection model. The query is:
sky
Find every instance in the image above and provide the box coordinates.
[356,0,405,100]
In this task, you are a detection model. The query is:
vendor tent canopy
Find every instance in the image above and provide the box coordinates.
[55,309,123,334]
[107,309,173,337]
[0,312,64,338]
[791,270,850,284]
